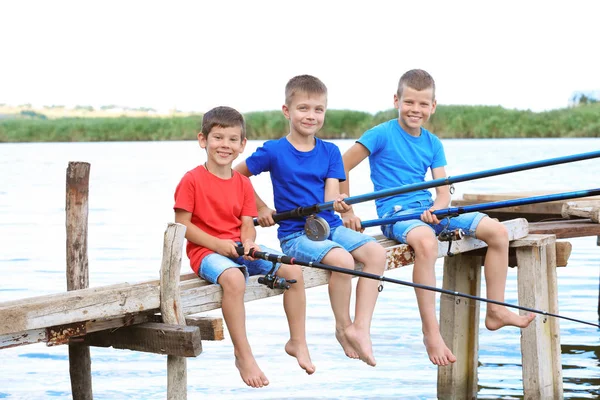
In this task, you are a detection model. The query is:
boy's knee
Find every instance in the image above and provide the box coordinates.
[480,218,509,245]
[218,268,246,293]
[412,235,438,255]
[278,264,304,282]
[364,242,387,264]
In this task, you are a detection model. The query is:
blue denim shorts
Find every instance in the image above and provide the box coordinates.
[280,225,376,263]
[199,244,282,284]
[381,200,486,244]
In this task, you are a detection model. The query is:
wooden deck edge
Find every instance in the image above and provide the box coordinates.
[0,218,528,345]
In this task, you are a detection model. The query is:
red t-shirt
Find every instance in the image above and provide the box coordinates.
[173,166,258,273]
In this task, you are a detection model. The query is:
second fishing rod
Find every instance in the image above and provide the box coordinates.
[256,150,600,225]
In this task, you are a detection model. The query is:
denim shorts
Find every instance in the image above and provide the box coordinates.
[199,244,282,284]
[280,225,376,263]
[381,200,486,244]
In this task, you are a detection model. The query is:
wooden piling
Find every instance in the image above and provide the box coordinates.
[65,162,93,400]
[437,253,483,400]
[160,223,189,400]
[515,235,563,400]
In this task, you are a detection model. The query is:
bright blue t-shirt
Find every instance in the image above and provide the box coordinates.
[246,136,345,240]
[358,119,447,218]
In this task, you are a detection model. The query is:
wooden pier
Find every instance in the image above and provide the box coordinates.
[2,166,599,399]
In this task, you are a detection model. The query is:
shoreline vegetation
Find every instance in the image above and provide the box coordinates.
[1,104,599,142]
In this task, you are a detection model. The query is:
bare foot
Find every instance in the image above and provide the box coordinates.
[423,332,456,366]
[335,327,359,359]
[235,355,269,388]
[485,307,536,331]
[344,324,376,366]
[285,339,316,374]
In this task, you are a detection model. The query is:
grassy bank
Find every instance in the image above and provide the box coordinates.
[1,104,599,142]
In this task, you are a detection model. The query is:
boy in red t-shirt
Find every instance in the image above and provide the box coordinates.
[174,106,314,388]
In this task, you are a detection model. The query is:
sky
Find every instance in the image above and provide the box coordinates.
[2,0,599,114]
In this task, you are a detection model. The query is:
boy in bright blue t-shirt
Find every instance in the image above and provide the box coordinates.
[235,75,387,367]
[341,69,535,367]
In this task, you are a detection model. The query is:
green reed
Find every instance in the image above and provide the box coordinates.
[1,104,599,142]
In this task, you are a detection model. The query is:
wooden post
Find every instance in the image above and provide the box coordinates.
[437,253,482,400]
[515,235,563,400]
[66,162,93,400]
[160,223,189,400]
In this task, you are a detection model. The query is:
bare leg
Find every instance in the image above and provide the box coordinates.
[343,241,387,366]
[476,218,536,330]
[218,268,269,388]
[407,226,457,366]
[276,264,315,374]
[321,248,359,360]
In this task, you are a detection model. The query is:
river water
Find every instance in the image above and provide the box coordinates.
[0,138,599,399]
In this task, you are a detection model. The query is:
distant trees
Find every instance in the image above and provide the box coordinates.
[571,91,599,106]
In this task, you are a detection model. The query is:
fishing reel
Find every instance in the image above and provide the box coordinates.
[258,263,297,290]
[258,273,296,290]
[438,228,464,242]
[305,214,330,241]
[438,228,465,257]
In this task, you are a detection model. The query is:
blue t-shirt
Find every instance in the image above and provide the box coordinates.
[246,137,345,240]
[358,119,447,218]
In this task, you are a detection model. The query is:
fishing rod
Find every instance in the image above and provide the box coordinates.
[360,187,600,229]
[257,150,600,225]
[236,247,600,329]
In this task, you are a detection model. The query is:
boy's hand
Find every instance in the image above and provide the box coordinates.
[333,194,352,213]
[215,239,240,258]
[257,206,276,227]
[241,239,258,261]
[341,209,364,232]
[421,208,441,225]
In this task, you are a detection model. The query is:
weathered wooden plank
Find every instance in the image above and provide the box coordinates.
[544,242,564,397]
[437,254,482,399]
[0,283,161,336]
[184,316,224,341]
[511,234,556,248]
[379,217,528,269]
[0,313,227,349]
[0,219,529,341]
[462,192,600,203]
[66,161,93,400]
[516,236,563,399]
[160,223,189,400]
[79,322,201,357]
[469,240,572,267]
[561,201,600,223]
[529,219,600,238]
[455,193,600,222]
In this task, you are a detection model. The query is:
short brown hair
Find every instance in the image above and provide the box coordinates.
[200,106,246,139]
[285,75,328,105]
[397,69,436,100]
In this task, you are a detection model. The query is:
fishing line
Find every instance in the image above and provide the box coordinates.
[237,247,600,329]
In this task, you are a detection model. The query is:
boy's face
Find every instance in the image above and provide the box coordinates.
[198,125,246,168]
[282,91,327,138]
[394,85,437,135]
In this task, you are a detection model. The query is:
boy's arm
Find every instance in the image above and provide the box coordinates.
[339,143,370,231]
[174,209,238,258]
[324,178,354,217]
[234,161,276,227]
[421,166,451,225]
[239,216,259,259]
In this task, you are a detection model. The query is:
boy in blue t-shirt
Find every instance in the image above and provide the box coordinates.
[341,69,535,367]
[235,75,387,367]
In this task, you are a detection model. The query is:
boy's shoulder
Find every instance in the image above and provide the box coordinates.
[365,119,397,134]
[232,169,252,184]
[181,164,204,179]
